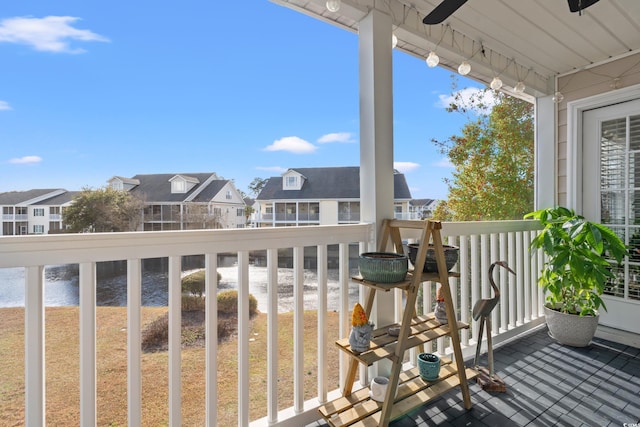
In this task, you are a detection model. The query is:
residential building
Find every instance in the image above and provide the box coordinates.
[0,189,76,235]
[108,173,246,231]
[408,198,439,220]
[254,166,412,226]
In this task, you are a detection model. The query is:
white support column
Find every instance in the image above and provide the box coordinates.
[535,95,556,209]
[25,265,45,427]
[358,7,395,376]
[79,262,97,427]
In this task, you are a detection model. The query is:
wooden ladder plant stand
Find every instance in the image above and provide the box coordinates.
[318,219,476,426]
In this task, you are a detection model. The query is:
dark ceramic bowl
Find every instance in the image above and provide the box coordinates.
[358,252,408,283]
[407,243,459,273]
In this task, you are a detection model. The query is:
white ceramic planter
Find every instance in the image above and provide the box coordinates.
[544,305,599,347]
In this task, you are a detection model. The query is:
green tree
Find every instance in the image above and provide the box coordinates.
[63,187,144,232]
[247,177,268,196]
[433,86,534,221]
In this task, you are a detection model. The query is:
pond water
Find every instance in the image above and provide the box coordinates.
[0,263,361,313]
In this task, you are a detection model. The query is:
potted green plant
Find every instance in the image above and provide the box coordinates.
[525,206,627,347]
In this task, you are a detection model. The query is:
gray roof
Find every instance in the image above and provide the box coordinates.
[0,189,65,205]
[126,173,223,203]
[256,167,412,200]
[34,191,80,205]
[410,198,436,207]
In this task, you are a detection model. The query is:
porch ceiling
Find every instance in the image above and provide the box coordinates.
[271,0,640,99]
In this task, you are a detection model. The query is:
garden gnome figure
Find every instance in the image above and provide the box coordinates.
[349,303,373,353]
[434,286,447,324]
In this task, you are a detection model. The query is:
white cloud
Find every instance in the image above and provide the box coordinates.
[317,132,355,144]
[264,136,317,154]
[256,166,287,173]
[436,87,497,115]
[9,155,43,165]
[0,100,11,110]
[394,162,420,173]
[433,158,454,168]
[0,16,109,53]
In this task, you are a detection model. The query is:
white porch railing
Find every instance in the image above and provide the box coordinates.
[0,220,543,427]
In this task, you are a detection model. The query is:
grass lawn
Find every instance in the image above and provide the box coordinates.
[0,307,341,426]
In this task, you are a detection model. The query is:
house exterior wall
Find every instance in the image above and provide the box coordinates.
[320,200,338,224]
[556,52,640,206]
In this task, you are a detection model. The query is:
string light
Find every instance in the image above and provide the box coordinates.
[426,51,439,67]
[490,76,503,90]
[326,0,340,12]
[552,91,564,103]
[392,33,398,49]
[458,61,471,76]
[514,81,526,94]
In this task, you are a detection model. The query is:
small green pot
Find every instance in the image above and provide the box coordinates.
[417,352,441,381]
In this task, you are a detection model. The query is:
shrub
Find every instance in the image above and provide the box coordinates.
[217,290,258,318]
[181,269,223,297]
[182,294,205,311]
[182,270,206,297]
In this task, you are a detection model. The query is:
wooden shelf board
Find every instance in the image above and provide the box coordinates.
[320,364,478,427]
[336,316,469,366]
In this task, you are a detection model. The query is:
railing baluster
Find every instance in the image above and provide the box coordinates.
[499,232,508,332]
[127,259,142,427]
[516,231,524,326]
[79,262,96,427]
[266,248,279,424]
[470,234,480,346]
[459,236,470,346]
[293,246,304,413]
[338,243,350,390]
[490,233,499,336]
[508,232,517,329]
[205,253,219,427]
[523,231,532,322]
[25,265,45,427]
[237,251,250,427]
[168,256,182,427]
[317,245,328,404]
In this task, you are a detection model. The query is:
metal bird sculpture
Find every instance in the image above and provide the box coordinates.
[473,260,515,390]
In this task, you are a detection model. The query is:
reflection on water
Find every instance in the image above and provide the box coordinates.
[0,263,361,313]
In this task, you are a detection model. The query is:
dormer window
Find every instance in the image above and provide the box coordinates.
[285,176,298,188]
[111,180,123,191]
[172,180,187,193]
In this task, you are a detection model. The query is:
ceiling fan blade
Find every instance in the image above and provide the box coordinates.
[423,0,468,25]
[567,0,601,13]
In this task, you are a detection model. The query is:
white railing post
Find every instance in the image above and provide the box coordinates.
[267,248,278,424]
[79,262,96,427]
[127,259,142,427]
[237,251,250,427]
[317,244,328,404]
[293,246,305,413]
[338,243,350,390]
[205,253,219,427]
[25,265,45,427]
[470,235,480,346]
[490,233,499,335]
[516,231,524,326]
[499,232,508,333]
[459,236,470,346]
[523,232,532,322]
[168,256,182,427]
[508,232,517,329]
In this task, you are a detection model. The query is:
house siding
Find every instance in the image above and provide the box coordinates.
[557,52,640,206]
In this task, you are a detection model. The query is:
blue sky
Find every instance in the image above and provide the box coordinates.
[0,0,483,200]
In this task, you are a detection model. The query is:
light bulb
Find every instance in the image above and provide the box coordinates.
[552,91,564,103]
[426,51,439,67]
[326,0,340,12]
[490,77,503,90]
[392,33,398,49]
[514,81,526,94]
[458,61,471,76]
